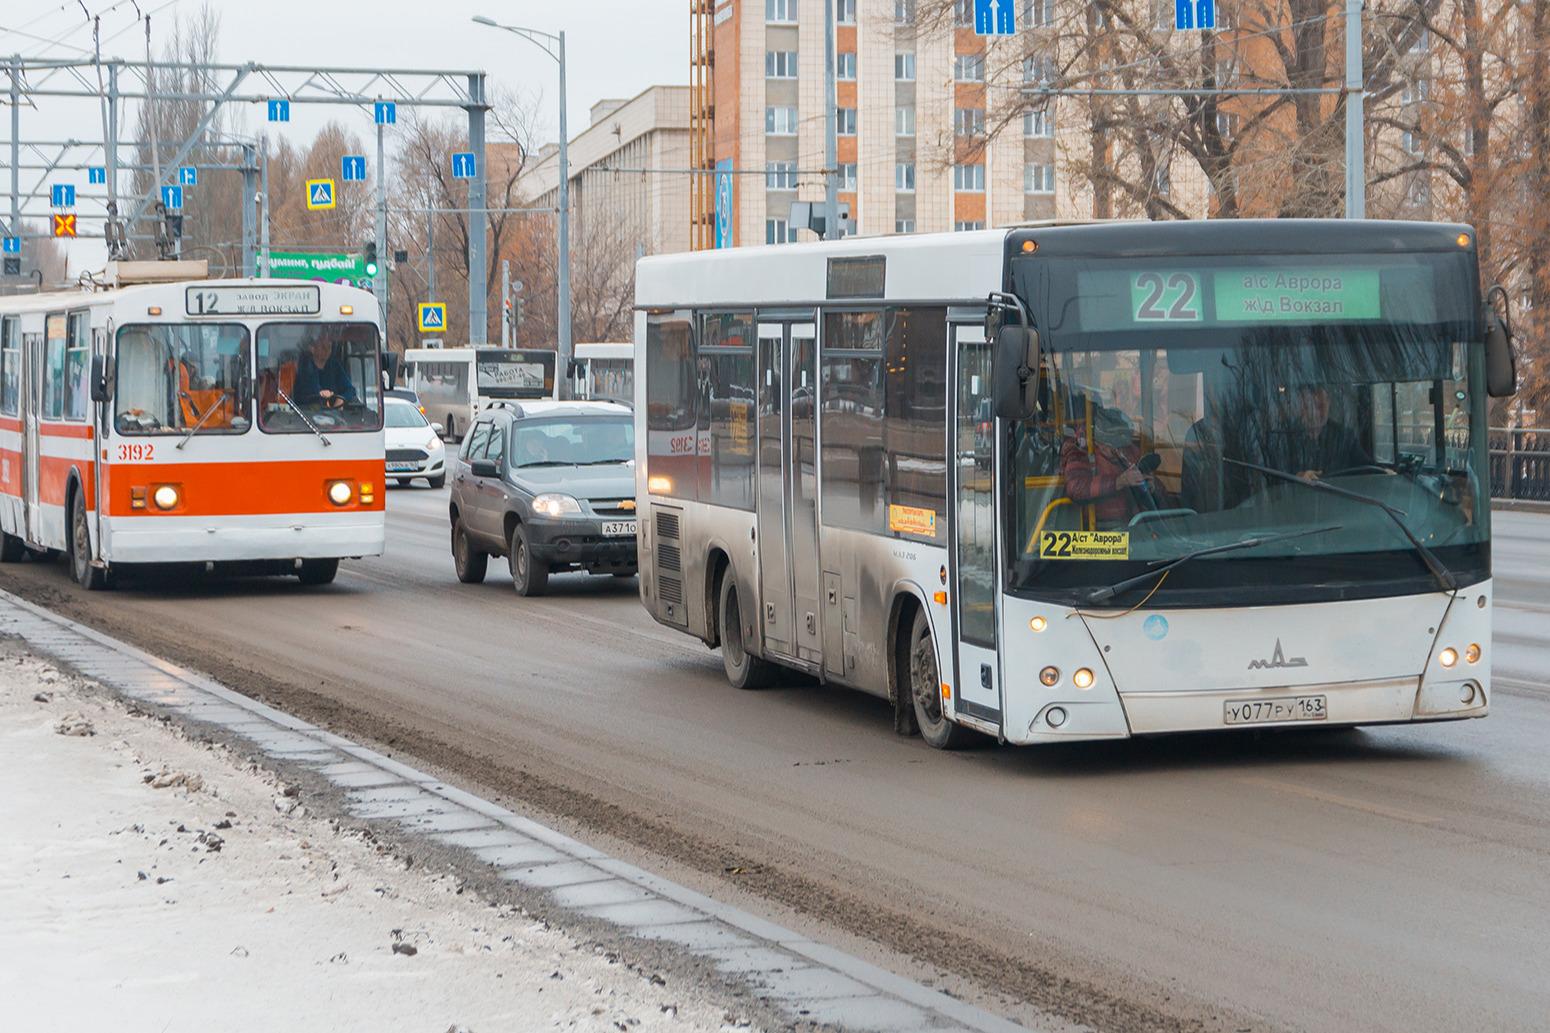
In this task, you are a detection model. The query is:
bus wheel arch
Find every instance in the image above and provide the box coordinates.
[703,546,731,649]
[888,591,925,736]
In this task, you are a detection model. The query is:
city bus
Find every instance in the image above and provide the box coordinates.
[404,346,557,440]
[572,342,634,404]
[0,266,386,589]
[633,221,1515,748]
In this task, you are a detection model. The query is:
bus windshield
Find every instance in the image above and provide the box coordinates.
[256,323,382,433]
[1006,250,1489,606]
[115,323,251,435]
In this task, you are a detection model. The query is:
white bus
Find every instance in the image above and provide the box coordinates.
[572,342,633,404]
[404,347,557,440]
[0,266,386,588]
[634,221,1514,748]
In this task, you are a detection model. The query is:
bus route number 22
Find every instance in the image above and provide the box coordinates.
[1132,271,1202,323]
[117,443,155,462]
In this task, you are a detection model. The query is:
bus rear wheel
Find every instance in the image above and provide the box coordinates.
[0,529,24,563]
[69,493,109,591]
[908,608,973,750]
[297,558,339,586]
[718,570,772,689]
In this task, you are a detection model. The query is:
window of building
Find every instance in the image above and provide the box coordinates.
[766,105,799,135]
[1216,59,1235,85]
[1408,26,1429,54]
[839,162,858,190]
[1215,111,1239,137]
[698,312,757,510]
[895,0,914,23]
[837,52,857,80]
[766,50,798,79]
[895,219,915,233]
[1153,163,1171,196]
[954,107,985,136]
[836,0,856,23]
[953,163,985,191]
[766,217,798,244]
[766,0,796,23]
[1023,52,1055,83]
[954,0,974,27]
[1153,0,1173,29]
[1025,0,1054,27]
[1407,178,1430,206]
[1401,79,1430,105]
[954,220,986,232]
[766,160,798,190]
[896,105,916,136]
[1025,161,1055,194]
[895,51,916,80]
[1403,130,1421,156]
[1024,108,1053,137]
[896,162,916,191]
[954,53,985,82]
[837,107,858,135]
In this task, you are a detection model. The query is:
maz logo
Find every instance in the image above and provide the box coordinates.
[1248,639,1308,670]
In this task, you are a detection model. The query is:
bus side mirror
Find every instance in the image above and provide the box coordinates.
[992,326,1038,422]
[89,354,110,402]
[381,350,399,390]
[1484,309,1517,398]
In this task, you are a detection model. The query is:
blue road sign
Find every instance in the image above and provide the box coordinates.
[161,185,184,210]
[374,101,397,125]
[50,184,76,208]
[974,0,1016,35]
[451,152,477,179]
[1176,0,1215,30]
[417,302,446,332]
[88,167,106,185]
[267,99,291,122]
[341,155,368,182]
[2,237,20,254]
[714,159,734,249]
[178,166,198,186]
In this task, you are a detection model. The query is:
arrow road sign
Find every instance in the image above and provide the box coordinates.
[451,152,477,179]
[161,185,184,210]
[341,155,367,182]
[267,99,291,122]
[178,166,198,186]
[2,237,20,254]
[50,184,76,208]
[306,179,337,211]
[88,167,106,185]
[974,0,1016,35]
[1176,0,1215,29]
[374,101,397,125]
[417,302,447,332]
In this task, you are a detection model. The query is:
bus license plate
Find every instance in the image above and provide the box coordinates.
[386,462,417,472]
[1224,695,1327,725]
[601,520,637,538]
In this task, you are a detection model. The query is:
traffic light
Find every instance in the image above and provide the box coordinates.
[363,241,379,278]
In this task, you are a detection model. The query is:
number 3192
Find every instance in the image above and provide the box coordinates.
[116,443,154,462]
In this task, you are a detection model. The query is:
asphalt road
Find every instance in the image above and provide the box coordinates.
[4,491,1548,1033]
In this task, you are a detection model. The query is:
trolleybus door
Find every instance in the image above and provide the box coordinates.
[22,332,43,545]
[948,320,1003,729]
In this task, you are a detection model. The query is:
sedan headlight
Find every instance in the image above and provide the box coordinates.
[531,493,582,518]
[425,434,443,452]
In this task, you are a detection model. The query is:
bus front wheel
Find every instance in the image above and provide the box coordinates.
[908,608,973,750]
[69,493,109,591]
[718,570,772,689]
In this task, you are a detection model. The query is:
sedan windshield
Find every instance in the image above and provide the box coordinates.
[512,418,633,468]
[386,401,428,429]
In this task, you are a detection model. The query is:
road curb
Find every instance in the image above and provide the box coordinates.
[0,587,1040,1033]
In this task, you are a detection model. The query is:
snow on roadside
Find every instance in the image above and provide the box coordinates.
[0,645,752,1033]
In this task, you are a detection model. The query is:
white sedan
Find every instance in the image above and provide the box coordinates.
[385,397,447,488]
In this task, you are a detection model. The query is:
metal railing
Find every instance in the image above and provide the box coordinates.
[1490,427,1550,502]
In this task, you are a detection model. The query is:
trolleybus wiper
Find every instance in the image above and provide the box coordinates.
[1084,525,1343,605]
[1224,457,1456,592]
[274,385,332,447]
[175,390,231,450]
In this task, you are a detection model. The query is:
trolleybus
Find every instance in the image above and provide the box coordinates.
[633,221,1515,748]
[0,266,386,589]
[404,347,558,440]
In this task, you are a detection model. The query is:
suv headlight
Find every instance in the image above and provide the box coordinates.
[532,493,582,518]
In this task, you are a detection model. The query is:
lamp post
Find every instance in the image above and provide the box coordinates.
[472,14,571,393]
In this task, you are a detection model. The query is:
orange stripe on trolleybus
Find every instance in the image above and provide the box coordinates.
[103,459,385,517]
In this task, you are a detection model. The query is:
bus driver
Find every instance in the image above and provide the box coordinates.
[294,337,359,410]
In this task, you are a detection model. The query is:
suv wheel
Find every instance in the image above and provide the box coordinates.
[509,523,548,597]
[452,516,488,583]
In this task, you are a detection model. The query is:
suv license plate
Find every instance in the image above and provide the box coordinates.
[601,520,637,537]
[1224,695,1327,725]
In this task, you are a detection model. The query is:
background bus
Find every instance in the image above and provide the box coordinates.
[0,265,385,589]
[634,221,1512,750]
[404,347,557,440]
[572,342,633,405]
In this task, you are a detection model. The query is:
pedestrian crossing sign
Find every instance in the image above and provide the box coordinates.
[305,178,337,211]
[417,302,447,332]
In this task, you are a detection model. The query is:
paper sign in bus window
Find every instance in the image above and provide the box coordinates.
[888,504,938,538]
[1038,530,1130,560]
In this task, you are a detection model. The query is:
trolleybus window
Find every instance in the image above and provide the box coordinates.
[114,323,251,435]
[42,314,66,419]
[0,316,17,416]
[1007,251,1488,604]
[65,313,91,421]
[255,323,382,433]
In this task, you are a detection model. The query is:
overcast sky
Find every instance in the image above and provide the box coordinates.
[4,0,688,267]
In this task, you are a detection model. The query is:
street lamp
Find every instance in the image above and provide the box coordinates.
[472,14,572,393]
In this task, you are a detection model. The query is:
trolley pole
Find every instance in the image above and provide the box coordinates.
[1343,0,1365,219]
[375,119,389,341]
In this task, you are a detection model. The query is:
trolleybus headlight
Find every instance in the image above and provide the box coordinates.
[532,493,581,518]
[1438,646,1459,668]
[1465,643,1481,664]
[1039,666,1060,687]
[1072,667,1095,690]
[151,484,180,511]
[328,481,354,506]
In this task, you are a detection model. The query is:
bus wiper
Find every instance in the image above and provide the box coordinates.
[274,385,332,447]
[1084,525,1343,605]
[175,390,231,450]
[1224,457,1456,592]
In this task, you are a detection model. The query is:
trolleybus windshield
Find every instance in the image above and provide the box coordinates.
[256,322,383,433]
[115,323,251,435]
[1006,250,1489,606]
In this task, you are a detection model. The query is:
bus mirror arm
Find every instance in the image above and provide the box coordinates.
[992,325,1038,422]
[89,354,111,403]
[1484,285,1517,398]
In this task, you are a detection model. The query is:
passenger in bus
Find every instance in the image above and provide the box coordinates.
[1275,384,1373,481]
[292,338,359,410]
[1059,406,1160,526]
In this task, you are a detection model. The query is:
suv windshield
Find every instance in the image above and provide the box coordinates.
[512,417,634,468]
[115,323,250,435]
[1006,250,1489,606]
[256,322,382,433]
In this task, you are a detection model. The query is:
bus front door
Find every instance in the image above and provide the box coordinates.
[949,321,1003,729]
[21,333,43,545]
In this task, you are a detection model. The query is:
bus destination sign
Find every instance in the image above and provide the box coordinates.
[186,285,322,317]
[1213,268,1380,323]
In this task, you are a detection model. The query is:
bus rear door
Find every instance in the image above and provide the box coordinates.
[22,330,44,544]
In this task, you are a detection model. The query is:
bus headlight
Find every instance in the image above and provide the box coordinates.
[328,481,354,506]
[1039,666,1060,687]
[532,493,581,518]
[1438,647,1459,668]
[1072,667,1095,690]
[152,484,180,511]
[647,475,672,494]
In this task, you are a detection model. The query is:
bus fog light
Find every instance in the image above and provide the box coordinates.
[151,485,180,511]
[1073,667,1095,690]
[1465,643,1481,664]
[328,481,353,506]
[1438,647,1459,668]
[1459,683,1476,704]
[1029,615,1047,632]
[1046,706,1068,728]
[1039,666,1060,687]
